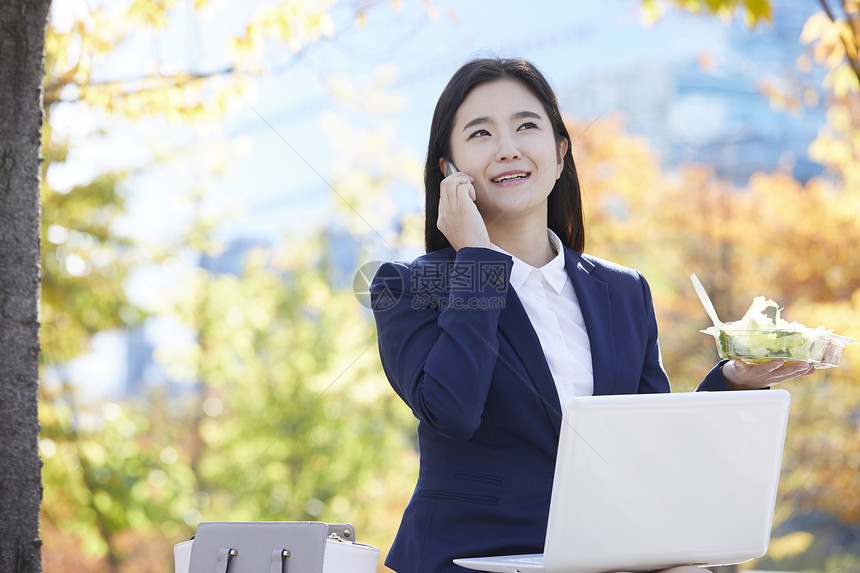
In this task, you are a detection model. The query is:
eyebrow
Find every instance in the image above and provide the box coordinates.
[462,110,543,131]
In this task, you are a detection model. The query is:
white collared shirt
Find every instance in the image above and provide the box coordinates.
[490,230,594,404]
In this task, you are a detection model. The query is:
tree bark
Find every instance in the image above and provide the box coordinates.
[0,1,52,572]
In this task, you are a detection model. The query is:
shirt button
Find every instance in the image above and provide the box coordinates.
[560,377,570,385]
[530,269,540,280]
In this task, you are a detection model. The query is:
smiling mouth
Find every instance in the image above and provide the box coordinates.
[491,172,530,183]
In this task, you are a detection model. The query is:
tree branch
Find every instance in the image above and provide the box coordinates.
[819,0,838,22]
[818,0,860,87]
[43,64,242,106]
[839,0,860,53]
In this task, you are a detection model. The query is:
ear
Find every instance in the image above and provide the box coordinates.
[555,138,569,179]
[438,157,447,176]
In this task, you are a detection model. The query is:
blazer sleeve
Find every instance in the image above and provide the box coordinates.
[633,268,730,393]
[697,360,732,391]
[636,270,672,394]
[370,247,513,440]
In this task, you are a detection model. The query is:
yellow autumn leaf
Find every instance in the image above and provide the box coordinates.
[800,11,831,44]
[768,531,815,561]
[682,0,703,13]
[829,64,860,98]
[641,0,662,27]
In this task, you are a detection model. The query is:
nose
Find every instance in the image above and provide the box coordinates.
[495,131,521,162]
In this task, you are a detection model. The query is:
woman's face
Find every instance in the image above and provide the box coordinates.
[445,79,567,224]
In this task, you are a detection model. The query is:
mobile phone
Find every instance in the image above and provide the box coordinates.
[444,159,458,177]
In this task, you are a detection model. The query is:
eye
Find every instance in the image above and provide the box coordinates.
[517,122,538,131]
[467,129,491,139]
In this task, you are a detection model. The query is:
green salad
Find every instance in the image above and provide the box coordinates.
[716,326,823,362]
[704,297,851,366]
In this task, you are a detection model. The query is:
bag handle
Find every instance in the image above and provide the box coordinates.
[213,547,290,573]
[268,549,290,573]
[213,547,237,573]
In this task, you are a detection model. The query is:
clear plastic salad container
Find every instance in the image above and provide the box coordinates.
[702,325,853,368]
[690,278,854,368]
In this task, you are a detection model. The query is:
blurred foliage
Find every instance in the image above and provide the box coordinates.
[824,552,860,573]
[640,0,773,26]
[766,530,815,561]
[42,0,345,124]
[38,0,434,571]
[40,117,144,366]
[41,235,418,572]
[632,0,860,569]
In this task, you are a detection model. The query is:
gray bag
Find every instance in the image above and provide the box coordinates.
[174,521,379,573]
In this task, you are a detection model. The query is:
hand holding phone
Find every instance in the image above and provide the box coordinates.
[442,159,475,201]
[438,159,490,250]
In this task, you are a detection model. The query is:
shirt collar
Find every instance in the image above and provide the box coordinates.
[489,229,569,293]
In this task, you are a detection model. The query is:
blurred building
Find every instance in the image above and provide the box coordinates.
[559,1,826,186]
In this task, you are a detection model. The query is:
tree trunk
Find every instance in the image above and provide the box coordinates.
[0,1,52,572]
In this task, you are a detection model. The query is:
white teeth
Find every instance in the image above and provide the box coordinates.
[492,173,529,183]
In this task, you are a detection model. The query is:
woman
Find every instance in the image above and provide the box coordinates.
[370,57,813,573]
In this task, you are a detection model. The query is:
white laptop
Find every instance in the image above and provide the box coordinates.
[454,389,791,573]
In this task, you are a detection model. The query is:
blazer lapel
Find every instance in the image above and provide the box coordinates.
[564,249,617,395]
[497,288,563,436]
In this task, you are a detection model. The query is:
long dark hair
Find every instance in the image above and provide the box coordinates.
[423,57,585,253]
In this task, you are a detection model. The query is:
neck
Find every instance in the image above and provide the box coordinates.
[487,219,555,268]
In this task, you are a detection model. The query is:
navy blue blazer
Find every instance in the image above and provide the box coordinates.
[370,246,730,573]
